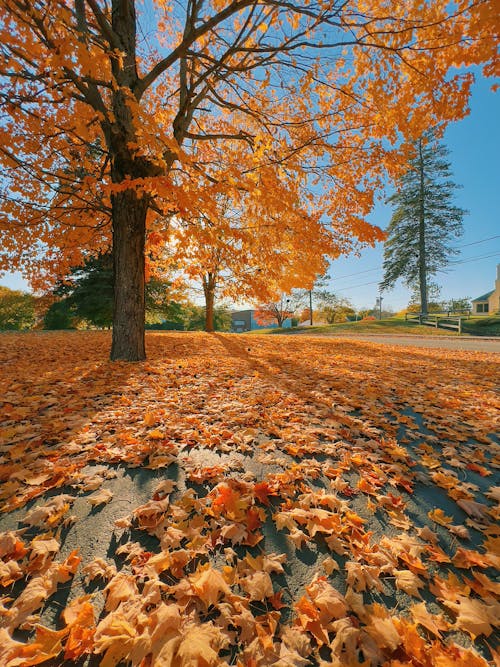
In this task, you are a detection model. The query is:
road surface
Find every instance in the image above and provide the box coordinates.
[312,333,500,353]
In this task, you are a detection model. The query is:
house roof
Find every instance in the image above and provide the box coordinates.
[472,290,494,302]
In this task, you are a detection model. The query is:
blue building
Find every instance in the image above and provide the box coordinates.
[231,309,292,332]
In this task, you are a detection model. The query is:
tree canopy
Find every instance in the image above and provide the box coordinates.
[0,0,497,358]
[0,286,35,330]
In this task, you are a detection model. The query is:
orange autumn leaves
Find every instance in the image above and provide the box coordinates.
[1,0,498,295]
[0,331,499,665]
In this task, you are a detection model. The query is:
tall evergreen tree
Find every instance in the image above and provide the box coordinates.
[380,134,467,315]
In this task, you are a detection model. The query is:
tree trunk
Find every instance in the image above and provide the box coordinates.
[203,274,216,332]
[107,0,151,360]
[110,188,148,361]
[418,140,428,316]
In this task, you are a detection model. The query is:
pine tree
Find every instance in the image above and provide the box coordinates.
[380,134,467,315]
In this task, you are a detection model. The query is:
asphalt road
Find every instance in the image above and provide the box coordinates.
[311,333,500,353]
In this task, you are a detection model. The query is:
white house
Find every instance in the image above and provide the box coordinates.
[471,264,500,315]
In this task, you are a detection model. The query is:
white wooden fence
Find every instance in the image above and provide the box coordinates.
[405,312,469,334]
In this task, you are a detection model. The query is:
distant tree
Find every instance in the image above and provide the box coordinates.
[145,276,186,327]
[447,297,471,313]
[299,308,312,324]
[60,255,114,328]
[43,300,76,330]
[171,195,329,333]
[381,133,467,315]
[407,282,444,313]
[184,304,232,332]
[0,287,35,330]
[316,291,355,324]
[255,302,291,328]
[255,292,307,328]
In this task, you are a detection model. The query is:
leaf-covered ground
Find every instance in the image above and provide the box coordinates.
[0,331,498,666]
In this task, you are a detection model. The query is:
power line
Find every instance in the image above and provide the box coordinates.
[330,234,500,282]
[335,279,381,292]
[333,252,499,293]
[449,250,500,265]
[457,234,500,248]
[331,266,381,281]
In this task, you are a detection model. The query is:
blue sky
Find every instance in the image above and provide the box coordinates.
[323,74,500,312]
[1,74,498,311]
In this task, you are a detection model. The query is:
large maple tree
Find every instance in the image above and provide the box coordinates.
[0,0,497,359]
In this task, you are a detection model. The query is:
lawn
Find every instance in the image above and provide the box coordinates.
[0,331,499,666]
[251,316,500,337]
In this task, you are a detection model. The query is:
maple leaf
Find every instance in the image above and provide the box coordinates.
[133,497,170,530]
[428,508,453,526]
[172,623,227,666]
[0,531,28,560]
[28,537,60,571]
[104,573,139,612]
[240,571,274,601]
[0,556,23,586]
[448,524,471,540]
[393,570,424,598]
[410,602,450,638]
[93,608,147,667]
[244,552,287,574]
[22,495,74,527]
[253,480,279,505]
[87,488,113,507]
[219,601,256,644]
[345,561,384,593]
[0,627,30,667]
[469,571,500,596]
[453,548,494,569]
[288,528,309,549]
[363,604,402,652]
[456,498,489,521]
[442,595,499,639]
[485,486,500,503]
[62,596,96,660]
[219,522,247,544]
[189,566,231,608]
[392,618,429,665]
[82,557,117,583]
[5,552,80,630]
[153,479,177,500]
[19,625,68,666]
[329,617,360,662]
[306,576,348,623]
[322,556,339,575]
[144,411,159,427]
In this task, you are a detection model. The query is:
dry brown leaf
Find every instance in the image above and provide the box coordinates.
[442,595,499,639]
[87,488,113,507]
[174,623,227,667]
[5,552,80,630]
[189,566,231,608]
[22,495,73,527]
[82,557,117,583]
[410,602,449,638]
[393,569,424,598]
[240,571,274,601]
[345,561,384,593]
[104,573,139,612]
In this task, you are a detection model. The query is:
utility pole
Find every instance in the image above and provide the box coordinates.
[376,295,383,320]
